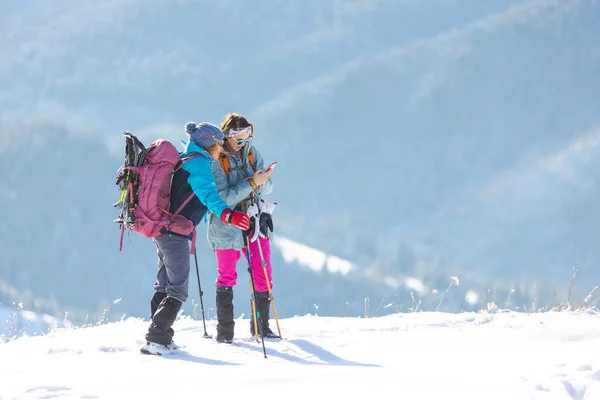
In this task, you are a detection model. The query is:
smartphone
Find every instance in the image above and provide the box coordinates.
[266,162,277,172]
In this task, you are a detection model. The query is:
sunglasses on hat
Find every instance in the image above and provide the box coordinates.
[202,135,224,145]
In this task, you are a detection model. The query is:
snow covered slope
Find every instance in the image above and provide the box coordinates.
[1,311,600,399]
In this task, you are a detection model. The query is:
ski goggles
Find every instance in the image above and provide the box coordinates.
[202,135,224,145]
[227,125,252,137]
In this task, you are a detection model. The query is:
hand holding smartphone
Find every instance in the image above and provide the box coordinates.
[266,162,277,172]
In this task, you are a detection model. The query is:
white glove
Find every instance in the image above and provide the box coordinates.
[246,203,260,242]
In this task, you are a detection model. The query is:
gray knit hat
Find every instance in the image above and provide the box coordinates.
[185,121,224,148]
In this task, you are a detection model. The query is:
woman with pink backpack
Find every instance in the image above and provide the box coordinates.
[141,121,250,355]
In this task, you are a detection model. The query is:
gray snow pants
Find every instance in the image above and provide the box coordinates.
[153,233,191,303]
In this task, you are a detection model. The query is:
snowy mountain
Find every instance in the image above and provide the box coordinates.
[1,311,600,399]
[0,131,594,328]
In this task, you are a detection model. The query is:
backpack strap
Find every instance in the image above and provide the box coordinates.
[172,152,204,255]
[248,148,255,170]
[176,151,203,172]
[219,153,231,178]
[173,152,204,217]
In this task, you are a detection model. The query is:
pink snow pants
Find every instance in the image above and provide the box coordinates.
[215,237,273,292]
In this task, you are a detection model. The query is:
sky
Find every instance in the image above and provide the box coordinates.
[1,311,600,399]
[1,0,600,324]
[3,0,598,156]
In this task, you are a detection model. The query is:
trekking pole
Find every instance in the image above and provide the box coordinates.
[256,238,282,339]
[244,198,261,342]
[243,231,267,358]
[249,278,260,342]
[193,250,212,339]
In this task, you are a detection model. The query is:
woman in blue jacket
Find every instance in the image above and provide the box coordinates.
[142,121,250,355]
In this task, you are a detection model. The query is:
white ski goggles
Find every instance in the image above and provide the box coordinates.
[227,126,252,137]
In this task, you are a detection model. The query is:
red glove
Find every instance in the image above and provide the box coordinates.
[221,208,251,230]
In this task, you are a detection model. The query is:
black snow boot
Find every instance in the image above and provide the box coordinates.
[216,286,235,343]
[150,291,168,319]
[250,291,279,338]
[146,296,182,346]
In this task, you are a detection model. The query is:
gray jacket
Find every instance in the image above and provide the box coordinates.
[206,144,273,250]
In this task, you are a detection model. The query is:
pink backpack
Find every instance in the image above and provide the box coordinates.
[114,132,201,253]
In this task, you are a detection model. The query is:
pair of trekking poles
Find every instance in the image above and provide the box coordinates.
[193,218,282,359]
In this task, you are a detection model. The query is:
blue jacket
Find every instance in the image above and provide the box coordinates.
[169,141,229,228]
[206,143,273,250]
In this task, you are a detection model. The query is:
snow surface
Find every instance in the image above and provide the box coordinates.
[1,311,600,399]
